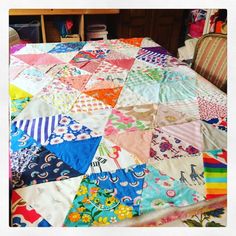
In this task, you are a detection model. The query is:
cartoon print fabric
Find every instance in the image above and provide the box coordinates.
[9,37,227,227]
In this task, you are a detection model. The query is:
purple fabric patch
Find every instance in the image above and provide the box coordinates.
[10,44,26,55]
[142,47,172,56]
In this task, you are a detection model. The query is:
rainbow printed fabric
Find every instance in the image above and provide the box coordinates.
[9,37,227,227]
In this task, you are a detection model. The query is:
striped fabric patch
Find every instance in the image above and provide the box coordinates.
[160,120,203,151]
[13,114,62,145]
[136,48,168,66]
[203,152,227,199]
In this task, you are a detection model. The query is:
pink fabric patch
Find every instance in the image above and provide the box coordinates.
[106,129,153,163]
[71,59,102,73]
[106,58,135,70]
[160,120,203,151]
[59,74,91,91]
[198,97,227,120]
[13,53,64,65]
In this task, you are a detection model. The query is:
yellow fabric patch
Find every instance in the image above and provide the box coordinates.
[10,84,33,100]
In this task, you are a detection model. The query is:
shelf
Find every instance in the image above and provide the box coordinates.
[9,9,120,16]
[9,9,120,43]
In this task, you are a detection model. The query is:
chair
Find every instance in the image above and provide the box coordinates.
[191,33,227,92]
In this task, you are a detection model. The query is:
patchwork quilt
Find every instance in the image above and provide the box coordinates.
[9,37,227,227]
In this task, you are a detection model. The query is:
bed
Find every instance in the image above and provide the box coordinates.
[9,37,227,227]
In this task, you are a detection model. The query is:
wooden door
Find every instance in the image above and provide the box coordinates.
[117,9,185,56]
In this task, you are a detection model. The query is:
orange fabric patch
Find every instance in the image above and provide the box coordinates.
[120,38,144,48]
[85,87,123,107]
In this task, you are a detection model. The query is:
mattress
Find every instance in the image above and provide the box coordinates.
[9,37,227,227]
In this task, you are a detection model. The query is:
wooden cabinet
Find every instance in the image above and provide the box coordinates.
[117,9,185,56]
[9,9,120,43]
[9,9,185,55]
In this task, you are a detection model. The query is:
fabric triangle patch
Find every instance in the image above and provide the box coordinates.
[197,97,227,121]
[104,105,156,136]
[84,87,123,107]
[163,99,200,121]
[119,38,144,48]
[203,151,227,200]
[10,84,33,100]
[70,59,102,73]
[203,117,227,132]
[106,129,153,163]
[142,46,172,56]
[45,136,102,174]
[15,176,83,226]
[49,51,79,63]
[131,58,156,71]
[201,122,227,151]
[106,50,133,60]
[38,91,80,113]
[86,137,141,175]
[59,74,91,91]
[203,149,227,165]
[11,190,51,227]
[115,86,150,107]
[70,92,111,113]
[149,128,200,161]
[69,108,112,136]
[13,114,63,145]
[105,58,136,71]
[160,120,203,151]
[13,98,61,122]
[140,165,204,214]
[88,163,146,213]
[154,103,196,128]
[34,64,56,74]
[14,53,64,66]
[150,153,206,197]
[84,74,120,91]
[14,146,81,189]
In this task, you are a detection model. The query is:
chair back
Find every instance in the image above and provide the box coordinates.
[192,33,227,92]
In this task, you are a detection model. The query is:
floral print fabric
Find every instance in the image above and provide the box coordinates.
[45,116,102,174]
[64,164,146,227]
[104,106,152,136]
[45,115,99,144]
[10,37,227,227]
[149,128,200,161]
[64,177,138,227]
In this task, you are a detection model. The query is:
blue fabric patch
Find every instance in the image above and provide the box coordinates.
[18,147,81,188]
[12,216,27,227]
[88,164,146,212]
[48,42,86,54]
[46,137,102,174]
[10,124,40,152]
[38,219,51,227]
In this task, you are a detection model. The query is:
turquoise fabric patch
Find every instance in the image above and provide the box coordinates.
[140,165,204,214]
[159,78,197,103]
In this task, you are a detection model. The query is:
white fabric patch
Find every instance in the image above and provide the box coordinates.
[16,176,83,226]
